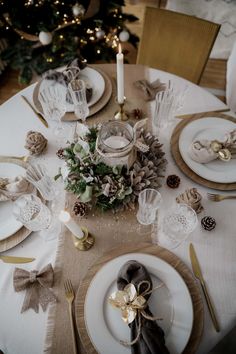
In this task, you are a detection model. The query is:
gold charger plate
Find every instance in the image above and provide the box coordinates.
[0,158,32,252]
[171,112,236,190]
[75,242,204,354]
[32,66,113,121]
[0,226,31,252]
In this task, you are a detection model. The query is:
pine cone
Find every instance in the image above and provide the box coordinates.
[166,175,181,189]
[130,161,158,195]
[73,201,87,218]
[56,148,65,159]
[131,108,143,120]
[201,216,216,231]
[137,131,167,184]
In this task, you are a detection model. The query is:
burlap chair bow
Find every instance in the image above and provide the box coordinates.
[13,263,57,313]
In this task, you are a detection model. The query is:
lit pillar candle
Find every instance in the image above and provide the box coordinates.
[59,210,84,239]
[104,136,130,149]
[116,43,124,104]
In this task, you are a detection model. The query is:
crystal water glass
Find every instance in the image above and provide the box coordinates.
[13,194,51,232]
[38,82,67,136]
[152,83,188,136]
[152,89,176,135]
[174,83,188,112]
[26,164,57,201]
[136,189,162,225]
[68,79,89,121]
[157,203,198,249]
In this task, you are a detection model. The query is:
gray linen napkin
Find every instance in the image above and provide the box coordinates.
[117,260,170,354]
[42,57,92,104]
[134,79,166,101]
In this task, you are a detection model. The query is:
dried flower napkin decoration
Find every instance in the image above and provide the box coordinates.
[189,129,236,164]
[25,130,47,156]
[176,188,203,214]
[108,260,170,353]
[13,263,57,313]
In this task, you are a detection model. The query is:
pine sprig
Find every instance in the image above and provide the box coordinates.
[95,163,112,176]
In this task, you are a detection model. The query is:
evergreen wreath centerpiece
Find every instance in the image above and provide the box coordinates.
[56,122,167,217]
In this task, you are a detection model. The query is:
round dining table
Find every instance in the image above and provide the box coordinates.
[0,64,235,354]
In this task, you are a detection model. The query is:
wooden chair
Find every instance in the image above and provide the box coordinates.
[137,8,220,84]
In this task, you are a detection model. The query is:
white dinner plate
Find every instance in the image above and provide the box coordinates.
[179,117,236,183]
[40,66,105,112]
[0,163,24,240]
[85,253,193,354]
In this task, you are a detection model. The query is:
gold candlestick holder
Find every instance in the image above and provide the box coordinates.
[114,98,129,121]
[71,226,95,251]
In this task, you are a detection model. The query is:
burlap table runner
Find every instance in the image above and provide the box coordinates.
[43,64,152,354]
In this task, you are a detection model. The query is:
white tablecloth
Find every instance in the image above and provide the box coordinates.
[0,66,235,354]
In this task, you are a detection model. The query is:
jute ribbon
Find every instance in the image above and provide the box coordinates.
[13,263,57,313]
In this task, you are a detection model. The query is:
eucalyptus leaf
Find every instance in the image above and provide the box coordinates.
[79,185,93,203]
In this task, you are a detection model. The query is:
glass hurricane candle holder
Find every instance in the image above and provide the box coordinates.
[99,121,133,151]
[96,121,135,167]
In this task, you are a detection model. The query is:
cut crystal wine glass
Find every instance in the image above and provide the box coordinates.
[156,203,198,249]
[13,194,51,232]
[38,82,67,136]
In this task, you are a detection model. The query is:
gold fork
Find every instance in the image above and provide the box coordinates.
[0,155,29,163]
[207,193,236,202]
[64,279,77,354]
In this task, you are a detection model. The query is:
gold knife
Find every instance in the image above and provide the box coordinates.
[189,243,220,332]
[21,95,48,128]
[0,255,35,264]
[176,108,230,119]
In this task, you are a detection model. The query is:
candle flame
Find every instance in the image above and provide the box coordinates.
[59,210,71,223]
[118,43,122,54]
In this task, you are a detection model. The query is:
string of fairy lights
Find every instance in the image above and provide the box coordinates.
[0,0,130,50]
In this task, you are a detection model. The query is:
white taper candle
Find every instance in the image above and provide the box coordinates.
[116,43,124,104]
[59,210,84,239]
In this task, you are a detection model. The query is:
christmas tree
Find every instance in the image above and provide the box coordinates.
[0,0,139,83]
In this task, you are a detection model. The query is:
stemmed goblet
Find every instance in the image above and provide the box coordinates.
[38,82,67,137]
[156,203,198,249]
[68,79,89,121]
